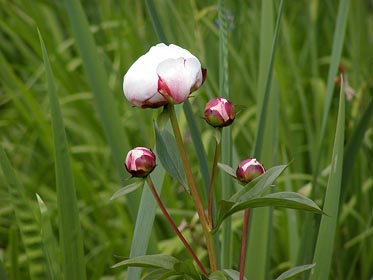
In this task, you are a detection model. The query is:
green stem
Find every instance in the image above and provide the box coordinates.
[208,130,221,228]
[167,104,218,272]
[146,176,208,277]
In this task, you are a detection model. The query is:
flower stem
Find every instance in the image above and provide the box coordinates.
[239,209,250,280]
[208,129,221,228]
[167,104,218,272]
[145,176,208,277]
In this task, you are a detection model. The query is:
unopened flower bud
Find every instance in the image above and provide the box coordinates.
[236,158,265,183]
[125,147,156,178]
[204,97,235,127]
[123,43,206,108]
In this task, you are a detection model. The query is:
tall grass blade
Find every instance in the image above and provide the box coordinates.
[0,259,8,280]
[145,0,167,43]
[245,1,283,279]
[218,0,233,269]
[38,30,86,280]
[0,148,46,279]
[127,166,165,279]
[318,0,350,145]
[63,0,138,218]
[36,194,61,279]
[310,82,345,280]
[341,98,373,202]
[183,100,210,200]
[303,0,350,267]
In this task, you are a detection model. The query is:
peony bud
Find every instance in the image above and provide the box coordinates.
[125,147,156,178]
[236,158,265,183]
[204,97,235,127]
[123,43,206,108]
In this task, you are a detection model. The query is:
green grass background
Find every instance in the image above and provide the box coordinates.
[0,0,372,279]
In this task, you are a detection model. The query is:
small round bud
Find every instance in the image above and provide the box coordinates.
[125,147,156,178]
[236,158,265,183]
[204,97,235,128]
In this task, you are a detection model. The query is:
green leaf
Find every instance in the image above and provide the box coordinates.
[216,192,323,230]
[110,181,145,200]
[224,269,247,280]
[154,122,188,190]
[275,263,316,280]
[156,107,170,130]
[38,30,86,280]
[112,254,179,270]
[217,163,237,179]
[173,260,200,278]
[143,269,169,280]
[63,0,139,221]
[310,69,346,280]
[36,194,61,279]
[183,100,210,201]
[230,165,288,202]
[209,271,228,280]
[128,166,165,279]
[231,192,323,214]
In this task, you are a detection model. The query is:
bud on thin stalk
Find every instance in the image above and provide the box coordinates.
[125,147,156,178]
[204,97,235,128]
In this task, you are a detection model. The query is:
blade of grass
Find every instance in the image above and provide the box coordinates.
[0,148,46,279]
[218,0,232,269]
[63,0,139,219]
[318,0,350,146]
[310,80,345,280]
[341,98,373,202]
[38,30,86,280]
[244,1,283,279]
[302,0,350,267]
[145,0,167,43]
[183,100,210,202]
[127,165,165,279]
[36,194,61,279]
[0,259,8,280]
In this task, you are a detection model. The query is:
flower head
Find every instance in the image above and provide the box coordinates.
[236,158,265,183]
[125,147,156,178]
[204,97,235,127]
[123,43,206,108]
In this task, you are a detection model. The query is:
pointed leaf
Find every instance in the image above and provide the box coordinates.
[216,192,323,230]
[173,260,199,278]
[275,263,315,280]
[311,69,346,280]
[110,181,145,200]
[224,269,247,280]
[112,254,179,270]
[36,194,61,279]
[231,192,323,215]
[217,163,237,179]
[154,122,188,190]
[39,30,86,280]
[230,165,288,202]
[209,271,228,280]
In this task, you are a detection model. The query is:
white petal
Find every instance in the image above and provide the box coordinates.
[123,44,201,107]
[156,57,202,103]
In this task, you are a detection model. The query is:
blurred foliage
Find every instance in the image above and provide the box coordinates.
[0,0,372,279]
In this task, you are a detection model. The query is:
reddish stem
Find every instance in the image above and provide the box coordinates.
[240,209,251,280]
[146,176,208,277]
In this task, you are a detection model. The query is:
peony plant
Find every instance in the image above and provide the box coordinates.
[112,43,323,279]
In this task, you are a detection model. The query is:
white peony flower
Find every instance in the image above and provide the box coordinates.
[123,43,206,108]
